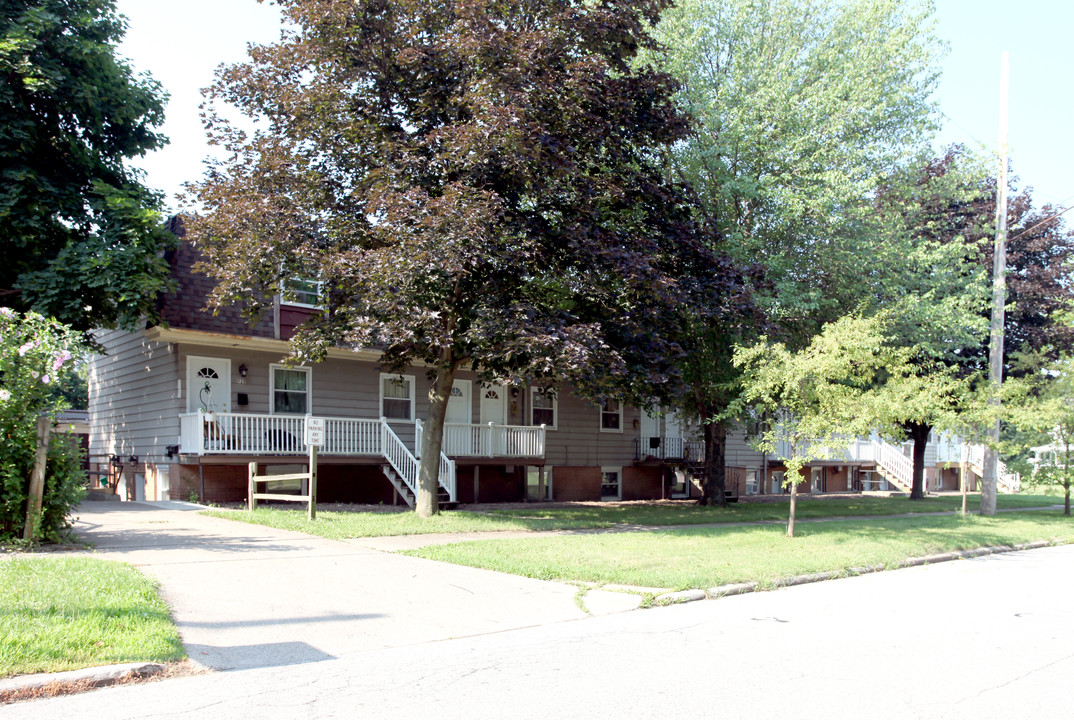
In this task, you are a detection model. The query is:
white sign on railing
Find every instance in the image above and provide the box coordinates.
[305,416,326,447]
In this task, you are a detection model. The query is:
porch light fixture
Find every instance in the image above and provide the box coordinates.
[238,363,249,379]
[166,445,179,458]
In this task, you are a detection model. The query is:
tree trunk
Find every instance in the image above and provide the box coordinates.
[1065,443,1071,517]
[417,362,458,518]
[787,478,797,537]
[23,416,52,542]
[698,420,728,508]
[960,462,967,519]
[906,421,931,500]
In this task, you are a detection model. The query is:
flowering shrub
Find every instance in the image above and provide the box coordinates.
[0,309,87,541]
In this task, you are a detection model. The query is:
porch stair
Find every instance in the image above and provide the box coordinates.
[682,461,738,501]
[968,449,1022,493]
[381,465,456,509]
[378,421,457,508]
[873,439,914,493]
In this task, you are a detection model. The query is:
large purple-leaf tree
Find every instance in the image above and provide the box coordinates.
[187,0,746,515]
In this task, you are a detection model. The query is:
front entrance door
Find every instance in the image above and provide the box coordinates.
[666,410,685,458]
[445,380,473,454]
[446,380,472,424]
[811,466,823,493]
[479,384,506,426]
[479,384,507,455]
[641,410,661,458]
[187,356,231,414]
[669,468,689,498]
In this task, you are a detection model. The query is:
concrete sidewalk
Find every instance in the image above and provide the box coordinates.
[67,501,595,672]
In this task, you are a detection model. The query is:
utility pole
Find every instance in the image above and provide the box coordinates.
[982,51,1009,517]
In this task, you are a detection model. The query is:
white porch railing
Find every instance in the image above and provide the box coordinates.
[178,411,456,501]
[874,439,912,489]
[380,420,421,498]
[415,420,546,458]
[770,436,912,490]
[636,436,705,461]
[767,433,1025,493]
[179,411,382,456]
[969,445,1022,493]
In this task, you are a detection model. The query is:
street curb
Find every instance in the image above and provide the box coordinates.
[657,540,1062,606]
[0,662,166,703]
[654,589,706,604]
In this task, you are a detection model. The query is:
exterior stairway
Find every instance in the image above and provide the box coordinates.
[381,465,456,509]
[872,439,914,493]
[378,421,456,508]
[968,446,1022,493]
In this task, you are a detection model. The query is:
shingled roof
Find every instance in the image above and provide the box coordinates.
[157,216,276,339]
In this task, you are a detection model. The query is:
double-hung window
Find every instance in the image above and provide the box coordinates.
[381,374,415,421]
[530,388,557,429]
[271,365,311,414]
[282,277,322,308]
[599,398,622,432]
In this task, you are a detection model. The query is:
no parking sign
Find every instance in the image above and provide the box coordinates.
[304,417,325,447]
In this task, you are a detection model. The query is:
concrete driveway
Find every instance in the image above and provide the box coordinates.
[71,501,590,671]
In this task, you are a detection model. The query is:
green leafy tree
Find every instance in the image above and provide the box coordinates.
[0,0,172,331]
[735,315,911,536]
[188,0,746,516]
[871,148,991,498]
[0,308,87,541]
[876,147,1074,501]
[648,0,943,505]
[1006,358,1074,515]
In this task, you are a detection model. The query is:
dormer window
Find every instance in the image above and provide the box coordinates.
[282,277,321,308]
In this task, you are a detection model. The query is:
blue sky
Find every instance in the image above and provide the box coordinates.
[115,0,1072,215]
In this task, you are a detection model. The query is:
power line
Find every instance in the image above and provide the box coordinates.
[1008,202,1074,241]
[939,110,994,156]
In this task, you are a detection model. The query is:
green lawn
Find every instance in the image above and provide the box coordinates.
[202,492,1061,539]
[479,493,1060,526]
[0,557,185,678]
[405,511,1074,591]
[201,505,618,537]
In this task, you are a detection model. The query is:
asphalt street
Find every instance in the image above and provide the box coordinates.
[7,540,1073,719]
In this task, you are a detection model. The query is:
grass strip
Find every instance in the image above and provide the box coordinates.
[404,511,1074,591]
[478,493,1060,526]
[202,493,1061,539]
[200,506,615,538]
[0,557,185,678]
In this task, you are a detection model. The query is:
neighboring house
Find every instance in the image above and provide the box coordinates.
[88,232,1018,505]
[1030,435,1071,482]
[772,430,1021,495]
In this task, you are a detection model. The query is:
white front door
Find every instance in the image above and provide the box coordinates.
[480,384,506,425]
[666,410,684,457]
[480,384,507,455]
[445,380,473,454]
[187,356,231,414]
[666,410,684,440]
[446,380,472,424]
[641,410,661,456]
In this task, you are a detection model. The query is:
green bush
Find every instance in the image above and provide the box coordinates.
[0,309,86,542]
[39,434,87,542]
